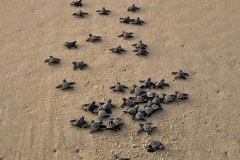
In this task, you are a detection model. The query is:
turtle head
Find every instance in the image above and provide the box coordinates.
[72,62,77,65]
[139,40,142,43]
[49,55,53,58]
[133,4,135,7]
[179,69,183,72]
[118,45,121,48]
[162,93,166,97]
[122,98,127,101]
[175,91,179,94]
[107,99,112,103]
[80,116,84,119]
[117,82,121,84]
[63,79,67,82]
[148,78,151,81]
[89,34,93,37]
[92,101,96,104]
[137,17,140,20]
[102,7,105,10]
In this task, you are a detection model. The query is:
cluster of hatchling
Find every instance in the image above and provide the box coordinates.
[44,1,190,159]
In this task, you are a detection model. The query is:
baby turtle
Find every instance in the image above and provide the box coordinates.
[132,17,145,25]
[99,99,116,114]
[132,40,147,49]
[70,0,83,7]
[106,117,123,131]
[131,95,148,104]
[120,16,134,24]
[127,4,140,12]
[110,82,128,92]
[96,7,111,15]
[110,46,126,54]
[143,105,154,117]
[172,70,189,79]
[162,93,175,103]
[44,56,61,65]
[56,79,76,90]
[133,111,146,121]
[139,78,155,88]
[113,155,130,160]
[69,116,89,128]
[97,108,111,119]
[147,141,165,152]
[174,91,188,100]
[137,122,156,134]
[130,84,147,96]
[133,48,149,56]
[90,120,106,133]
[72,61,87,70]
[146,90,157,100]
[86,34,102,42]
[155,79,169,89]
[120,97,136,108]
[123,105,139,117]
[64,41,77,49]
[72,10,88,18]
[82,101,99,114]
[151,95,163,106]
[118,31,134,39]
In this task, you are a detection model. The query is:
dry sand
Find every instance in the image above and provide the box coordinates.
[0,0,240,159]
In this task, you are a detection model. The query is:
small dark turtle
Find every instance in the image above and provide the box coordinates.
[155,79,169,89]
[110,82,128,92]
[69,116,89,128]
[72,61,87,70]
[120,97,136,108]
[110,46,126,54]
[172,70,189,80]
[174,91,188,100]
[44,56,61,65]
[72,10,88,18]
[106,117,123,131]
[133,48,149,56]
[130,84,147,96]
[123,105,139,117]
[132,40,147,49]
[127,4,140,12]
[133,111,146,121]
[143,105,154,117]
[120,16,134,24]
[56,79,76,90]
[147,141,165,152]
[130,95,147,104]
[162,93,175,103]
[139,78,155,88]
[97,109,111,119]
[70,0,83,7]
[118,31,134,39]
[90,120,106,133]
[113,155,130,160]
[86,34,102,42]
[82,101,99,114]
[146,90,157,100]
[131,17,145,25]
[96,7,111,15]
[99,99,116,114]
[64,41,77,49]
[137,122,156,134]
[151,95,163,106]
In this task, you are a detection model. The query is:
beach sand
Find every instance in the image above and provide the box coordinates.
[0,0,240,159]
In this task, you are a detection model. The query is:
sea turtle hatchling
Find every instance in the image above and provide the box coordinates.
[72,10,88,18]
[131,95,148,104]
[143,105,154,117]
[120,97,136,108]
[123,105,139,117]
[120,16,134,24]
[110,46,126,54]
[86,34,102,42]
[97,109,111,119]
[133,48,149,56]
[106,117,124,131]
[113,155,130,160]
[56,79,76,90]
[110,82,128,92]
[44,56,61,65]
[139,78,155,88]
[130,84,147,96]
[98,99,116,114]
[69,116,89,128]
[172,69,189,80]
[146,90,157,100]
[90,120,106,133]
[137,122,156,134]
[118,31,134,39]
[72,61,87,70]
[131,17,145,25]
[82,101,99,114]
[155,79,169,89]
[162,93,175,103]
[174,91,188,100]
[133,111,146,121]
[147,141,165,152]
[70,0,83,7]
[127,4,140,12]
[96,7,111,15]
[64,41,78,49]
[132,40,147,49]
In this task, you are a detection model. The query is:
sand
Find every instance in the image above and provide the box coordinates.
[0,0,240,159]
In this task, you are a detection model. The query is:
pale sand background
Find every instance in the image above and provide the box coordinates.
[0,0,240,160]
